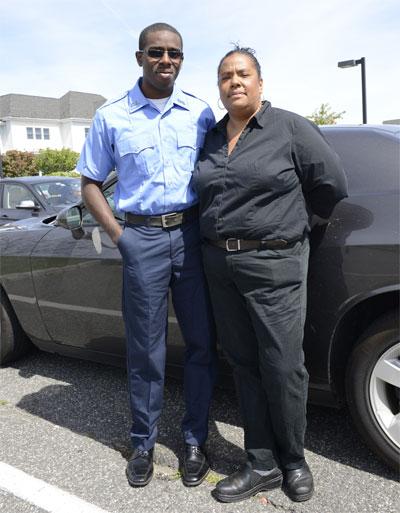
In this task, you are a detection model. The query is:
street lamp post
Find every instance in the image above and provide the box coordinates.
[338,57,367,124]
[0,119,5,178]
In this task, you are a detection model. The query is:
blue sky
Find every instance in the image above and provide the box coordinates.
[1,0,399,123]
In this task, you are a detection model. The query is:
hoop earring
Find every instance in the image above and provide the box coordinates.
[218,98,226,111]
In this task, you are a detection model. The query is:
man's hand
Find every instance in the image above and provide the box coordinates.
[81,176,123,245]
[110,225,124,245]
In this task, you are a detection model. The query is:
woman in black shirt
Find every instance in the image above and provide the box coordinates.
[193,46,347,504]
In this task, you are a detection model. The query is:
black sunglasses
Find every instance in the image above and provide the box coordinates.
[140,48,184,60]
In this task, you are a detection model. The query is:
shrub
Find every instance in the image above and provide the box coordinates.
[45,171,80,177]
[1,150,38,177]
[35,148,80,175]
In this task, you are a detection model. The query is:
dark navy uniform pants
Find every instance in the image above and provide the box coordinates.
[202,238,309,471]
[117,219,217,451]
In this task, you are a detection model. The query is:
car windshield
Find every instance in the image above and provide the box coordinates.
[33,179,81,207]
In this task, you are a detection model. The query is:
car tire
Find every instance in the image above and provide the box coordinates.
[0,288,32,365]
[346,311,400,470]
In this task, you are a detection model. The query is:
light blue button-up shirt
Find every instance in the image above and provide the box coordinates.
[77,80,215,215]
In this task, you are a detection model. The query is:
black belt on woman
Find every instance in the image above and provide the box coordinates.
[125,205,198,228]
[205,237,297,252]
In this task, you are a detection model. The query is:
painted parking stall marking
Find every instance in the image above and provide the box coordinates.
[0,462,111,513]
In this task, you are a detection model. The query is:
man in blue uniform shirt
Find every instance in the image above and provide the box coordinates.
[77,22,217,488]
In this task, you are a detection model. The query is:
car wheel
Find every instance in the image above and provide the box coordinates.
[0,289,32,365]
[346,311,400,470]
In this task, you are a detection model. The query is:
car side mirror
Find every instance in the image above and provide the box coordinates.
[56,205,85,239]
[16,200,39,210]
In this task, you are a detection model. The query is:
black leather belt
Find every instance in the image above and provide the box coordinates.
[206,238,293,252]
[125,205,198,228]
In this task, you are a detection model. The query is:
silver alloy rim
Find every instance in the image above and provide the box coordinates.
[369,342,400,449]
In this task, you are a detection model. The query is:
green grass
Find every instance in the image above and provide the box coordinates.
[159,469,222,485]
[205,471,222,485]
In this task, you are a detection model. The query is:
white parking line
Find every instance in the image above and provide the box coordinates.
[0,462,111,513]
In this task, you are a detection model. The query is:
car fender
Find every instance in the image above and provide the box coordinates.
[327,284,400,400]
[0,226,55,345]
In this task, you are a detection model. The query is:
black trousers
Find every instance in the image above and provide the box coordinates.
[202,238,309,471]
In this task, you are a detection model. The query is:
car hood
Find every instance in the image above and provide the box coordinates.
[0,215,57,232]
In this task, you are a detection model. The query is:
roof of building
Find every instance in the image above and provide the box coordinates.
[0,91,107,119]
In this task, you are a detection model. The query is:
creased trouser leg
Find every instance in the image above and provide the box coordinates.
[203,239,309,470]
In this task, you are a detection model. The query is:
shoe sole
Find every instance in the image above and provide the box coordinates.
[182,467,210,487]
[212,475,283,503]
[126,468,154,487]
[284,485,314,502]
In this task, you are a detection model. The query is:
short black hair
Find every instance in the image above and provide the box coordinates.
[217,45,262,79]
[138,23,183,50]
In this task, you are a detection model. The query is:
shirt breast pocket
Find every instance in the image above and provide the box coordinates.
[177,131,202,170]
[116,133,157,177]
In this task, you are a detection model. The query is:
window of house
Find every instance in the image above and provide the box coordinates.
[26,127,51,140]
[85,127,90,137]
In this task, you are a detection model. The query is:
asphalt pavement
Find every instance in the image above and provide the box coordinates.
[0,351,398,513]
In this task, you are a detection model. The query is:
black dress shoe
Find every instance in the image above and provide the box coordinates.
[126,448,154,487]
[212,465,283,503]
[283,462,314,502]
[181,444,210,487]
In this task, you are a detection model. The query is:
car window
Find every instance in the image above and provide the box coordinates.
[322,129,400,194]
[33,180,81,207]
[2,184,37,209]
[82,181,122,225]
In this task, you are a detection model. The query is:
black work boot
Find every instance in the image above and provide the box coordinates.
[212,464,282,503]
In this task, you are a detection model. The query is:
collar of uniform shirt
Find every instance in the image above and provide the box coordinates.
[128,78,190,114]
[215,100,271,134]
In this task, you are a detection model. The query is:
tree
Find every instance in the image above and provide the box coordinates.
[2,150,38,177]
[35,148,79,175]
[307,103,345,125]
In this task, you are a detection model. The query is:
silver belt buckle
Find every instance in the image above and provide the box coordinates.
[161,212,180,228]
[226,238,240,251]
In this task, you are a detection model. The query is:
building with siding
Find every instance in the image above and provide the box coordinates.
[0,91,106,154]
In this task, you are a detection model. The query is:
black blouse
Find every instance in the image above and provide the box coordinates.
[193,101,348,241]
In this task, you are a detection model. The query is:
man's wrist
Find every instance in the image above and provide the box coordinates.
[109,225,123,244]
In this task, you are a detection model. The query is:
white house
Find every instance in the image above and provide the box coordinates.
[0,91,106,155]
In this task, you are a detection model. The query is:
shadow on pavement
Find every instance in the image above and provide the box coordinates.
[12,351,397,482]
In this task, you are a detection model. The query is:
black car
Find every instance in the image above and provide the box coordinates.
[0,125,399,470]
[0,176,81,225]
